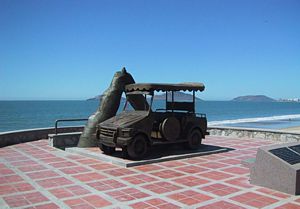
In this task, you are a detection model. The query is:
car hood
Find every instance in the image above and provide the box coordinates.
[100,111,148,128]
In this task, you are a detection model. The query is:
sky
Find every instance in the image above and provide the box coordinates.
[0,0,299,101]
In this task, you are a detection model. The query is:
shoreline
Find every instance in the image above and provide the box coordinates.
[281,126,300,133]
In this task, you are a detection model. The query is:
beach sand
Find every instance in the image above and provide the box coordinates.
[281,126,300,133]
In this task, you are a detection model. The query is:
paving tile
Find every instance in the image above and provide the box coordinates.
[3,180,34,194]
[199,170,234,180]
[26,170,59,180]
[82,194,112,207]
[40,157,65,163]
[230,192,278,208]
[168,190,213,206]
[172,175,210,187]
[11,160,39,167]
[89,162,118,170]
[275,203,300,209]
[37,177,74,188]
[4,192,49,207]
[18,164,48,172]
[25,203,60,209]
[219,158,242,165]
[48,188,73,199]
[131,198,181,209]
[88,179,127,191]
[221,166,249,175]
[122,174,158,185]
[64,198,94,208]
[175,165,208,174]
[0,175,24,184]
[72,172,107,182]
[60,166,91,174]
[0,185,17,195]
[106,188,149,202]
[158,161,187,168]
[197,200,246,209]
[76,158,103,165]
[149,169,184,179]
[199,162,229,169]
[225,177,253,189]
[294,197,300,203]
[49,161,78,168]
[0,167,15,175]
[142,182,182,194]
[200,183,240,196]
[134,164,163,172]
[49,185,90,199]
[64,195,111,208]
[182,157,208,164]
[103,168,135,177]
[256,187,291,199]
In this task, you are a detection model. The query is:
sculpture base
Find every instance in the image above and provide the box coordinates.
[66,144,230,167]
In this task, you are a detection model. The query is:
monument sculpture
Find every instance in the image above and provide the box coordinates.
[77,67,146,147]
[96,83,208,159]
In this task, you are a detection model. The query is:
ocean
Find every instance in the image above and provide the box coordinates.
[1,100,300,133]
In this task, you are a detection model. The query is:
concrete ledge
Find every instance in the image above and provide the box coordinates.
[208,126,300,142]
[0,126,84,147]
[66,144,230,167]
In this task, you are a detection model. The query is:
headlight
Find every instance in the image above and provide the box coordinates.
[120,128,133,137]
[96,129,101,139]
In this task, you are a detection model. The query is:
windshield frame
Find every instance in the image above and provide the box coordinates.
[123,92,153,112]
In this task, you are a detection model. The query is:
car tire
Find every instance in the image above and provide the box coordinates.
[187,129,202,149]
[99,143,115,155]
[127,135,148,160]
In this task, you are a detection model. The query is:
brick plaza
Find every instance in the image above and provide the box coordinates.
[1,136,300,208]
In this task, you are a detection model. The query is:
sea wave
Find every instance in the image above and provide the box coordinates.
[208,114,300,126]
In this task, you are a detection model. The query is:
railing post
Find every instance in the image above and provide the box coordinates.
[54,119,88,135]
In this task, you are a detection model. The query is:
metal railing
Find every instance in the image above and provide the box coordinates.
[55,119,88,135]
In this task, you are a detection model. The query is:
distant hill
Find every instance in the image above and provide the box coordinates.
[87,92,203,101]
[232,95,276,102]
[154,92,203,101]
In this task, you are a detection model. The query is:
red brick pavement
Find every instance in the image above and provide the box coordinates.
[1,136,299,208]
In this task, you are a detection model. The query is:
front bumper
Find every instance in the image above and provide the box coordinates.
[99,134,132,148]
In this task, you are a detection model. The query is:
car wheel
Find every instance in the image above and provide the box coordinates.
[127,135,148,160]
[99,143,115,155]
[187,129,202,149]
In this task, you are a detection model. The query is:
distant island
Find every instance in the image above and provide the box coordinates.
[87,92,203,101]
[232,95,276,102]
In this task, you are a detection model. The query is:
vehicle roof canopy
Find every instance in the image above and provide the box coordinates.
[125,83,205,93]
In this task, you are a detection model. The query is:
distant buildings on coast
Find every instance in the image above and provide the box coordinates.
[278,98,300,103]
[232,95,300,103]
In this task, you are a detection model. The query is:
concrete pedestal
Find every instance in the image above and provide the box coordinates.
[48,132,81,149]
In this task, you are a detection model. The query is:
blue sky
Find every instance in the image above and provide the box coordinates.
[0,0,299,100]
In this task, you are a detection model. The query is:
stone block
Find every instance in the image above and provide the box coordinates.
[250,142,300,195]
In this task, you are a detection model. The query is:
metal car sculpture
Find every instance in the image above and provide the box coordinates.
[96,83,208,159]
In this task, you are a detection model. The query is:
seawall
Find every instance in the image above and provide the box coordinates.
[208,126,300,142]
[0,126,84,147]
[1,126,300,148]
